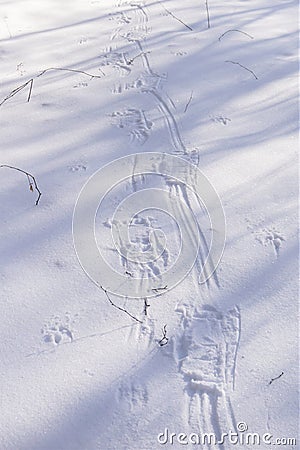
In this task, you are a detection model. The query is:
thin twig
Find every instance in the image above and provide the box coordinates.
[36,67,105,79]
[144,299,150,316]
[158,324,169,346]
[100,286,143,324]
[225,60,258,80]
[218,29,254,41]
[27,79,34,102]
[152,285,168,293]
[159,1,193,31]
[205,0,211,29]
[268,371,284,386]
[0,66,105,108]
[184,91,193,113]
[127,51,151,65]
[0,79,34,107]
[0,164,42,205]
[25,323,137,358]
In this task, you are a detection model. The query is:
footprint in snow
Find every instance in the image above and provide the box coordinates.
[41,313,77,346]
[78,36,88,44]
[116,380,148,411]
[68,163,87,172]
[73,82,88,88]
[174,304,241,436]
[255,227,285,258]
[210,115,231,125]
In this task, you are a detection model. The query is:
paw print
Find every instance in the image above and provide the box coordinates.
[68,163,87,172]
[117,381,148,411]
[73,82,88,88]
[41,313,76,346]
[17,62,26,76]
[79,37,88,44]
[210,115,231,125]
[256,228,285,257]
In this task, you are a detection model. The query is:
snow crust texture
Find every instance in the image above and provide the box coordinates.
[0,0,298,449]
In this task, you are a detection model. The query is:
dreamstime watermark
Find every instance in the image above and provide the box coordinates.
[73,152,225,298]
[157,423,297,446]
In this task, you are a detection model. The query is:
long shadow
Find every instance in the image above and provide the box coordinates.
[0,0,298,448]
[0,13,109,44]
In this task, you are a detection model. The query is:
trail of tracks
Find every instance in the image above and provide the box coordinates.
[110,0,216,289]
[106,0,240,433]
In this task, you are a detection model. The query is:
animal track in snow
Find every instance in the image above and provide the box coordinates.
[106,0,213,289]
[99,48,131,76]
[136,71,167,92]
[119,1,150,42]
[110,74,156,95]
[127,316,155,349]
[41,313,77,346]
[16,62,26,76]
[111,83,125,95]
[111,211,172,287]
[255,228,285,258]
[210,115,231,125]
[68,163,87,172]
[168,46,187,57]
[130,45,187,154]
[174,50,187,56]
[109,1,187,156]
[116,380,149,411]
[84,369,95,377]
[174,305,240,436]
[111,108,153,144]
[73,81,88,88]
[78,36,88,44]
[109,11,132,26]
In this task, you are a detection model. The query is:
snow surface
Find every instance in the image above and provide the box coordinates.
[0,0,298,449]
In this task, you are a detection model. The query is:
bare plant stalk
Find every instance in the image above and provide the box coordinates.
[268,371,284,386]
[0,164,42,205]
[127,51,151,65]
[152,285,167,294]
[27,79,34,102]
[0,79,34,107]
[218,29,254,41]
[36,67,105,79]
[144,299,150,316]
[225,60,258,79]
[100,286,143,324]
[205,0,211,29]
[0,67,105,108]
[159,0,193,31]
[184,91,193,113]
[158,324,169,346]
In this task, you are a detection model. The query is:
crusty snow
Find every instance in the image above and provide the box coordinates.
[0,1,298,449]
